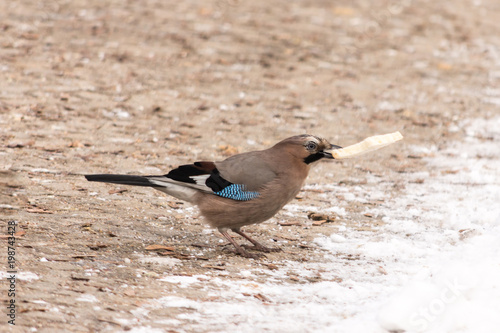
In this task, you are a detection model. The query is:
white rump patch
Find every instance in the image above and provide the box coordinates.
[191,174,210,185]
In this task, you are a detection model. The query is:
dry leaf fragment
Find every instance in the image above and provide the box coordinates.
[96,318,122,326]
[20,32,39,40]
[378,266,388,275]
[312,220,328,226]
[26,207,54,214]
[254,293,271,303]
[68,140,85,148]
[437,62,453,70]
[145,244,175,251]
[167,201,184,209]
[71,275,90,281]
[108,188,127,194]
[72,254,97,259]
[202,265,226,271]
[158,251,191,260]
[442,169,460,175]
[87,244,108,250]
[266,263,278,270]
[0,230,26,239]
[308,212,336,225]
[279,221,301,226]
[218,145,239,156]
[7,140,35,148]
[307,212,329,221]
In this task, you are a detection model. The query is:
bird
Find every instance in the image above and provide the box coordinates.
[85,135,341,258]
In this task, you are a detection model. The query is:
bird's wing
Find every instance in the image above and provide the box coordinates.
[215,151,277,192]
[147,161,215,192]
[149,160,264,201]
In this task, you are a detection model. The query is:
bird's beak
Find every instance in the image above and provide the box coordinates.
[322,144,342,159]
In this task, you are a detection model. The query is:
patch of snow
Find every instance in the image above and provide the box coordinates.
[32,300,47,304]
[158,274,209,287]
[0,271,42,281]
[76,294,98,303]
[128,116,500,332]
[126,326,164,333]
[138,255,181,267]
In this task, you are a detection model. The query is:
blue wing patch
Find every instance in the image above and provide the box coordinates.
[213,184,259,201]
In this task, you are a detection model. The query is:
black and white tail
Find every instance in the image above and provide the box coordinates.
[85,173,203,202]
[85,160,261,203]
[85,174,155,187]
[85,161,219,203]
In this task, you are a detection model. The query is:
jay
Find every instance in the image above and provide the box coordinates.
[85,135,340,258]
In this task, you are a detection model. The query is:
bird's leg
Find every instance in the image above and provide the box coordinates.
[232,229,281,253]
[218,228,263,259]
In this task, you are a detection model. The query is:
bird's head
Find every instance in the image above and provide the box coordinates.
[275,134,341,164]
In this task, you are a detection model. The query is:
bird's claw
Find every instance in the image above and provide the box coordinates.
[240,250,267,259]
[241,244,282,253]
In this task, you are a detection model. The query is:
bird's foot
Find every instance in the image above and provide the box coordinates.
[231,229,281,254]
[242,244,282,253]
[227,246,266,259]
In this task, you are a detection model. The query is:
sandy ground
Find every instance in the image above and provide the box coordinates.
[1,0,500,332]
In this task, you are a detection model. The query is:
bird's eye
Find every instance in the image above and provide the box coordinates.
[306,141,317,151]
